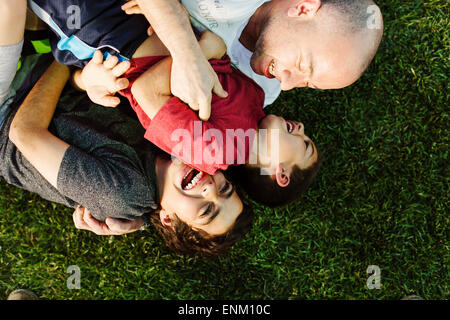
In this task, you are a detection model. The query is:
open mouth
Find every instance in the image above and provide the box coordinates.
[269,60,275,77]
[286,120,296,133]
[181,168,204,191]
[265,60,276,79]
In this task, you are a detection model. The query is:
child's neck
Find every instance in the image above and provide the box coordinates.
[248,129,271,168]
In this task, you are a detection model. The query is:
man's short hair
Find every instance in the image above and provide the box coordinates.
[149,195,254,258]
[320,0,375,33]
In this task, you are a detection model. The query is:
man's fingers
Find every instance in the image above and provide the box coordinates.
[198,94,212,121]
[121,0,137,12]
[188,101,200,111]
[91,50,104,64]
[121,1,143,16]
[123,7,142,15]
[112,61,131,78]
[213,79,228,99]
[104,55,119,70]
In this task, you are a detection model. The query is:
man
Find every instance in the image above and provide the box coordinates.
[123,0,384,106]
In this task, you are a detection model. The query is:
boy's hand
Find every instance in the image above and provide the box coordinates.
[73,206,144,236]
[81,50,131,107]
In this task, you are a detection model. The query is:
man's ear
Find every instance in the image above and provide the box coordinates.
[288,0,321,18]
[159,209,174,230]
[275,164,290,187]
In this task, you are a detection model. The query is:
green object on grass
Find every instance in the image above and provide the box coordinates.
[31,39,51,54]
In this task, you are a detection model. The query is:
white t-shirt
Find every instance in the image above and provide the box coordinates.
[180,0,281,107]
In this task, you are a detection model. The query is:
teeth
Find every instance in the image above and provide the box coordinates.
[269,61,275,76]
[287,121,293,133]
[184,171,204,190]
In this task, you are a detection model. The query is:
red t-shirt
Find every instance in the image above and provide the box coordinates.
[119,55,266,175]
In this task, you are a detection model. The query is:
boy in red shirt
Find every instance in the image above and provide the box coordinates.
[75,30,320,207]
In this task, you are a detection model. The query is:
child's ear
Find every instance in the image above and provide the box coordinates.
[159,209,174,230]
[275,164,290,187]
[288,0,321,18]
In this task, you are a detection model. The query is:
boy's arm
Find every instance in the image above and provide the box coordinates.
[9,61,71,188]
[122,0,228,120]
[132,31,227,119]
[9,61,147,235]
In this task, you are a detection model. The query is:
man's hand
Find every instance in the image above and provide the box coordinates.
[171,55,228,121]
[80,50,131,107]
[122,1,144,16]
[122,1,155,36]
[121,0,228,121]
[73,206,145,236]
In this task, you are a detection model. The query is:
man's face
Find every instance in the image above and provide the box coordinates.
[158,158,243,236]
[250,13,366,90]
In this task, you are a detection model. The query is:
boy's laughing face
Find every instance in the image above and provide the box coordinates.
[256,114,318,178]
[156,158,243,236]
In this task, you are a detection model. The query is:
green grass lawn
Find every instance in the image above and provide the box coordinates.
[0,0,448,300]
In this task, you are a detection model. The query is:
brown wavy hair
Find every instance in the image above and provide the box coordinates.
[148,196,254,258]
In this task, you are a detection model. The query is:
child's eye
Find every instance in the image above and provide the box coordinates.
[220,181,231,194]
[201,203,213,217]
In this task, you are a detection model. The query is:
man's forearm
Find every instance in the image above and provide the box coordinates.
[132,31,226,120]
[136,0,203,60]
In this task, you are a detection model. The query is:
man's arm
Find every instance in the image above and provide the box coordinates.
[9,61,70,188]
[122,0,228,121]
[131,31,227,119]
